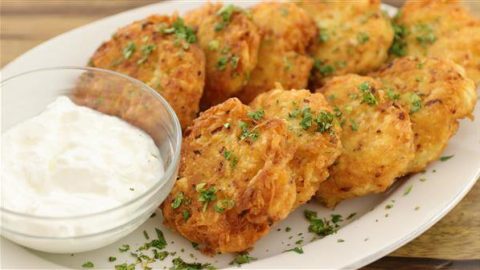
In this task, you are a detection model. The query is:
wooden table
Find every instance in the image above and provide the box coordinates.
[2,1,479,269]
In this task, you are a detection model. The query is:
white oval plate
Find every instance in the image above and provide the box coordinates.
[1,1,479,269]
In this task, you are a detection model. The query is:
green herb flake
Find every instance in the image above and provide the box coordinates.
[358,82,378,105]
[214,199,235,213]
[315,111,334,133]
[414,23,437,47]
[283,56,293,71]
[215,4,237,32]
[196,184,217,212]
[82,261,94,268]
[286,247,304,254]
[346,212,357,220]
[385,204,393,210]
[238,121,259,141]
[119,244,130,252]
[314,59,335,76]
[143,230,150,240]
[350,119,359,131]
[115,263,136,270]
[409,93,422,113]
[318,28,329,43]
[389,22,408,57]
[171,192,185,209]
[154,250,169,260]
[223,149,239,169]
[295,239,303,245]
[285,226,291,232]
[123,42,136,59]
[386,89,400,101]
[208,40,220,51]
[248,109,265,120]
[403,185,413,196]
[331,214,343,224]
[182,209,191,221]
[337,239,345,243]
[357,32,370,44]
[304,210,341,237]
[440,155,454,161]
[172,257,214,270]
[108,256,116,262]
[137,44,156,64]
[163,18,197,45]
[223,122,231,128]
[217,56,229,71]
[230,253,257,266]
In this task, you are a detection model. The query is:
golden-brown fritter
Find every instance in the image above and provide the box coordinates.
[161,98,297,254]
[372,57,477,173]
[89,15,205,129]
[315,75,415,208]
[391,0,480,84]
[250,88,342,208]
[297,0,394,88]
[185,3,260,108]
[236,2,316,103]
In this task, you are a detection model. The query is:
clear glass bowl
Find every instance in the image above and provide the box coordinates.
[0,67,181,253]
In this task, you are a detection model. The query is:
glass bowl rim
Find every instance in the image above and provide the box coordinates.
[0,66,182,220]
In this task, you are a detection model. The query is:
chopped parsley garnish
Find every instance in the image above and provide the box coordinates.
[151,228,167,249]
[214,199,235,213]
[163,18,197,45]
[285,226,291,232]
[182,210,191,221]
[389,22,408,57]
[123,42,136,59]
[196,183,217,212]
[248,109,265,120]
[238,121,259,141]
[337,239,345,243]
[300,107,313,130]
[108,256,116,262]
[314,59,335,76]
[350,119,359,131]
[386,88,400,101]
[315,111,334,133]
[414,23,436,47]
[318,28,329,43]
[288,108,301,119]
[223,149,239,169]
[295,239,303,245]
[154,250,169,260]
[385,204,393,209]
[283,56,293,71]
[409,93,422,113]
[304,210,341,237]
[115,263,136,270]
[208,40,220,51]
[82,261,94,268]
[357,32,370,44]
[440,155,454,161]
[217,54,239,71]
[403,185,413,196]
[119,244,130,252]
[171,192,185,209]
[346,212,357,220]
[230,253,257,266]
[171,257,214,270]
[143,230,150,240]
[286,247,304,254]
[358,82,377,105]
[217,56,229,71]
[137,44,156,64]
[230,55,240,69]
[215,5,237,32]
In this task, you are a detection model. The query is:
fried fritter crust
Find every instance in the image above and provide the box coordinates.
[372,57,477,173]
[236,2,316,103]
[89,15,205,129]
[297,0,393,88]
[250,88,341,208]
[185,3,260,108]
[161,98,296,254]
[315,75,415,208]
[394,0,480,84]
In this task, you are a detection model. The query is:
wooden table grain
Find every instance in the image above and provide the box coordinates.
[1,1,479,269]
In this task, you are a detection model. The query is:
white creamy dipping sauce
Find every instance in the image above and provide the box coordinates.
[1,96,164,217]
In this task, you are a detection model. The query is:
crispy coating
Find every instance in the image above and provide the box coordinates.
[185,3,260,108]
[393,0,480,84]
[161,98,297,254]
[372,57,477,173]
[236,2,316,103]
[89,15,205,129]
[250,89,342,207]
[315,75,415,208]
[297,0,394,88]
